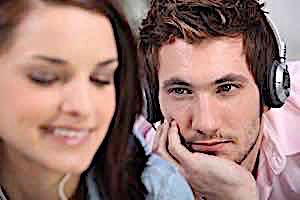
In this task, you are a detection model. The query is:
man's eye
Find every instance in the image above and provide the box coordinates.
[90,76,112,87]
[216,83,240,94]
[28,71,58,86]
[168,87,192,96]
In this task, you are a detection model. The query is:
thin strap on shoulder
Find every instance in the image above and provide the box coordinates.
[0,186,8,200]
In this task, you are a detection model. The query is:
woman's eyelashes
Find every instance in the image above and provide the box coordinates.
[28,70,59,86]
[89,76,113,87]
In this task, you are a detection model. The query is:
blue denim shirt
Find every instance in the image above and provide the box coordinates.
[142,154,194,200]
[85,130,194,200]
[136,124,194,200]
[85,154,194,200]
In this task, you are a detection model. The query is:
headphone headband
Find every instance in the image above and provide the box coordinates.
[264,13,287,64]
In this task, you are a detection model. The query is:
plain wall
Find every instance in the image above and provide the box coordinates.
[264,0,300,61]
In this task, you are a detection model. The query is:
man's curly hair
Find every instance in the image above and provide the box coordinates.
[139,0,279,122]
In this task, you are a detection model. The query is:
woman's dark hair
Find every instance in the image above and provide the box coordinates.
[91,2,147,200]
[0,0,147,199]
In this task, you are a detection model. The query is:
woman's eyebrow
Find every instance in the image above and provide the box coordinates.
[33,55,68,65]
[96,58,118,68]
[32,55,118,68]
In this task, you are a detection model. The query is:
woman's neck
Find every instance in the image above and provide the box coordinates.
[0,145,81,200]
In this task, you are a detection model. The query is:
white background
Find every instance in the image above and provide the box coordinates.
[264,0,300,60]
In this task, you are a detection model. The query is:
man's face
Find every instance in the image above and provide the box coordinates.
[158,37,262,164]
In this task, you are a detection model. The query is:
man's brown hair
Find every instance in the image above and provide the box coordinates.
[139,0,279,122]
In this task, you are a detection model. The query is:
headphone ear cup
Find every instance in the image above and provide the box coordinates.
[263,60,285,108]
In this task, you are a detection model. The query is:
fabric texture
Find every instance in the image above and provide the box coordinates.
[257,61,300,199]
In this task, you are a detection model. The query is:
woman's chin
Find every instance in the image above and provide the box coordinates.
[52,163,91,176]
[42,155,94,176]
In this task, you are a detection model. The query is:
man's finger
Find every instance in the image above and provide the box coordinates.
[168,120,193,165]
[153,120,171,158]
[152,120,185,171]
[152,124,162,152]
[156,120,177,162]
[157,119,169,152]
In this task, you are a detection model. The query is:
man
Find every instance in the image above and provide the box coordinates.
[137,0,300,199]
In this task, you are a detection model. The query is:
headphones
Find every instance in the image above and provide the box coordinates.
[263,14,291,108]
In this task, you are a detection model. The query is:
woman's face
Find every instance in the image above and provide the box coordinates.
[0,4,117,174]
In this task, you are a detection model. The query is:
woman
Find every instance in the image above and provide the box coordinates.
[0,0,146,199]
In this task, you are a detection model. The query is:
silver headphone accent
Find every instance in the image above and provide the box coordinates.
[263,14,290,108]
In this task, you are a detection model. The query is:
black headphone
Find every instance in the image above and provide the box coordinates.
[263,14,291,108]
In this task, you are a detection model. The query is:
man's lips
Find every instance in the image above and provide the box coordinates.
[185,139,233,153]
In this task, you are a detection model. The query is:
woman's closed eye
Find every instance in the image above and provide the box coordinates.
[28,71,59,86]
[90,76,113,87]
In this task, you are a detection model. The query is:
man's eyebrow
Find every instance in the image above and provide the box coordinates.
[214,73,248,84]
[162,77,192,89]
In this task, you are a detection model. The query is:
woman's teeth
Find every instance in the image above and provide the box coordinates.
[53,128,88,138]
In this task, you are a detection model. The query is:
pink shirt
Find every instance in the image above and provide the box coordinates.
[257,61,300,199]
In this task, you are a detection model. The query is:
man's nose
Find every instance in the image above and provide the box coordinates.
[191,95,221,137]
[59,80,93,119]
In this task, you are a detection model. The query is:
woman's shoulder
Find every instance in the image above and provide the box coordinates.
[142,154,194,200]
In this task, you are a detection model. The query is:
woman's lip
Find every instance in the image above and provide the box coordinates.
[40,127,92,146]
[39,125,98,146]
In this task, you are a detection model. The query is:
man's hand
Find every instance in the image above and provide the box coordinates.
[153,120,258,200]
